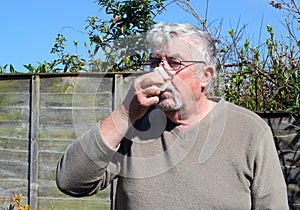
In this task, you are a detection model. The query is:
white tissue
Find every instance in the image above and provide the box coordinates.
[153,67,171,91]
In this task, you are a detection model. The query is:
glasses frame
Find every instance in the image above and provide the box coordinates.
[177,60,206,70]
[143,57,206,72]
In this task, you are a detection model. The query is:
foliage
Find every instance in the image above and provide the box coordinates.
[168,0,299,119]
[0,64,16,74]
[23,60,61,73]
[220,25,299,118]
[1,194,31,210]
[1,34,87,73]
[17,0,166,73]
[49,33,87,73]
[215,0,300,119]
[85,0,166,72]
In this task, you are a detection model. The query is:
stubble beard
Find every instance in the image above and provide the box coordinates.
[156,86,183,112]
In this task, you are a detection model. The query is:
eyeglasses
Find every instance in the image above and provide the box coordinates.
[144,56,206,71]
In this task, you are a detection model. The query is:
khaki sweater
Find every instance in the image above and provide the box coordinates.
[56,98,289,209]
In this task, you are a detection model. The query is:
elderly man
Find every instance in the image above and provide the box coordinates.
[56,22,289,209]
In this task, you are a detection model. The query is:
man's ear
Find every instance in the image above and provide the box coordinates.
[200,65,214,87]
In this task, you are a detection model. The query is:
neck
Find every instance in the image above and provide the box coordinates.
[165,96,214,131]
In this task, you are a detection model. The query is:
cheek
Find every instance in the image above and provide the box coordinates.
[172,72,202,98]
[181,71,202,90]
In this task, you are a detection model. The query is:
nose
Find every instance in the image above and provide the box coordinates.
[154,67,171,81]
[156,62,173,79]
[157,58,176,77]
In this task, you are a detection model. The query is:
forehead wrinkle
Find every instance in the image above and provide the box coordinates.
[151,36,200,60]
[174,36,203,61]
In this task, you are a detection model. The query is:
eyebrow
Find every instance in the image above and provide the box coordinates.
[149,53,184,60]
[169,53,184,60]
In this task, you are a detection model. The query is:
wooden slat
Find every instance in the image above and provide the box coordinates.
[29,75,40,209]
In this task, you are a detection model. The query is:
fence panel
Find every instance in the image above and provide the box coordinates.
[0,73,137,210]
[37,74,116,210]
[0,76,31,207]
[259,113,300,209]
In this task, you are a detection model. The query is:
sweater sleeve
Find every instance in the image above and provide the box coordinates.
[56,122,120,197]
[251,127,289,209]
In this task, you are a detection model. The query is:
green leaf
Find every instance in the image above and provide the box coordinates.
[228,28,235,37]
[9,64,15,73]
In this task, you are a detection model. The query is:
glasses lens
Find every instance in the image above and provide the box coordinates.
[167,58,181,70]
[149,56,182,70]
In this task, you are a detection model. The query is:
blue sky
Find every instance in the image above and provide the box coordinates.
[0,0,285,72]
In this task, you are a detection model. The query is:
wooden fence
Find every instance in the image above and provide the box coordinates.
[0,73,140,210]
[259,112,300,210]
[0,73,299,209]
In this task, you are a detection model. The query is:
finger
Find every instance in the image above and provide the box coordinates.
[143,85,161,97]
[143,95,160,107]
[135,86,160,107]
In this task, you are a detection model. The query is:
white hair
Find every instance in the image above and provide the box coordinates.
[146,22,217,95]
